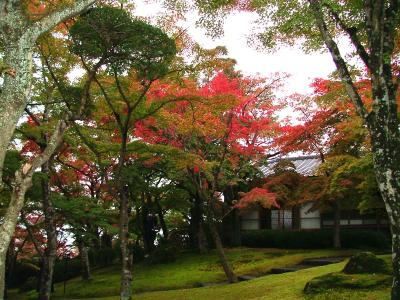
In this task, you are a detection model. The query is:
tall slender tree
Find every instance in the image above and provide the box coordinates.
[69,7,177,299]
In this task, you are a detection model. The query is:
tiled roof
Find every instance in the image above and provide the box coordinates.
[260,155,322,177]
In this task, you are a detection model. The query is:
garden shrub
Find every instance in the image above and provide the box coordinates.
[241,229,390,249]
[343,252,389,274]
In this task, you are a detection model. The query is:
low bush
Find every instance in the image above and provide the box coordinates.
[241,229,390,249]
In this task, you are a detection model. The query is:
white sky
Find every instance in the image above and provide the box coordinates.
[134,1,338,96]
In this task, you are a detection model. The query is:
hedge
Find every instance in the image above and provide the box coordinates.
[241,229,390,250]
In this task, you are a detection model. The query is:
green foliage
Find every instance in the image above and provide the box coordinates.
[53,195,116,237]
[0,151,22,215]
[248,0,367,53]
[70,6,176,79]
[272,159,297,175]
[241,229,390,250]
[343,252,389,274]
[3,150,21,181]
[328,154,383,213]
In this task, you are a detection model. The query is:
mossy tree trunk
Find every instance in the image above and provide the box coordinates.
[0,2,96,298]
[309,1,400,298]
[0,121,67,299]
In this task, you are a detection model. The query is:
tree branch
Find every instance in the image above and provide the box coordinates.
[323,3,371,69]
[93,75,123,129]
[28,0,96,41]
[309,0,370,125]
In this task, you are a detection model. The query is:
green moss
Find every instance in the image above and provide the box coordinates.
[304,272,391,294]
[343,252,389,274]
[14,250,392,300]
[17,248,353,299]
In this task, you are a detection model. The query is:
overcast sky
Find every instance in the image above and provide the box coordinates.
[134,1,338,96]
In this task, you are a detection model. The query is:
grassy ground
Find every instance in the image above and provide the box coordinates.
[70,262,390,300]
[11,248,391,300]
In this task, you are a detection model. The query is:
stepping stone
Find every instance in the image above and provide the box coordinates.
[270,267,298,274]
[302,257,344,266]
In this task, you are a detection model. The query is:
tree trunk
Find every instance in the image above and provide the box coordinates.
[0,0,96,188]
[38,163,58,300]
[308,3,400,298]
[4,242,16,300]
[0,120,67,298]
[372,156,400,300]
[333,201,341,249]
[119,187,133,300]
[222,188,241,246]
[0,174,33,298]
[189,197,208,253]
[78,240,91,281]
[209,221,238,283]
[141,194,152,254]
[391,230,400,300]
[0,4,96,298]
[197,223,208,254]
[155,196,168,239]
[192,194,208,253]
[0,44,34,186]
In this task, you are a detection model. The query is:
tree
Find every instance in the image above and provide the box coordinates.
[69,7,177,299]
[135,72,280,283]
[0,1,97,297]
[253,3,400,298]
[190,1,400,293]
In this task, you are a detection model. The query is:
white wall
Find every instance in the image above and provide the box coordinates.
[300,202,321,229]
